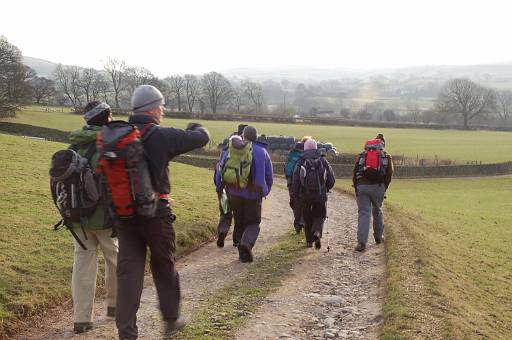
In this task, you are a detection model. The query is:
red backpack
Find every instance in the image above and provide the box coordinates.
[356,139,388,181]
[96,121,158,219]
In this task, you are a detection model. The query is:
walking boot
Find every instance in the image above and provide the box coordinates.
[217,231,226,248]
[313,231,322,249]
[238,244,254,263]
[74,322,93,334]
[164,315,188,337]
[107,306,116,318]
[355,242,366,252]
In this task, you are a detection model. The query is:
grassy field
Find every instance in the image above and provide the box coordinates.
[337,177,512,339]
[0,133,218,337]
[4,107,512,164]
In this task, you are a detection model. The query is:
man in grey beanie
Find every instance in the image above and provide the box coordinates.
[114,85,210,339]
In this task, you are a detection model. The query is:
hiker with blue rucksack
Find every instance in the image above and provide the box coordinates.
[352,133,394,252]
[285,138,308,233]
[49,101,118,334]
[215,125,273,262]
[291,138,335,249]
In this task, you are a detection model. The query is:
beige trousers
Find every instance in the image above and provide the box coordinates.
[72,228,118,323]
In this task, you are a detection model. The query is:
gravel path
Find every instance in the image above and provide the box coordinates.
[15,185,293,340]
[235,190,385,340]
[14,184,385,340]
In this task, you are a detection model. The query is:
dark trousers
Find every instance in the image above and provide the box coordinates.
[116,214,180,340]
[302,200,327,243]
[287,179,304,229]
[229,195,262,250]
[217,207,233,237]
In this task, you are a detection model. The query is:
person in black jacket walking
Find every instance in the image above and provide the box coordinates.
[115,85,210,339]
[291,138,335,249]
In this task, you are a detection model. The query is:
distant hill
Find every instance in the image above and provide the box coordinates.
[223,63,512,84]
[23,56,58,78]
[20,54,512,88]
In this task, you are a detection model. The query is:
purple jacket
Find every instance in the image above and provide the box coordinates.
[215,141,273,200]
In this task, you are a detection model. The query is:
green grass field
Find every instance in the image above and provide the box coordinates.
[0,133,218,336]
[337,177,512,339]
[4,107,512,164]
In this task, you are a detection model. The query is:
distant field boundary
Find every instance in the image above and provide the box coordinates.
[1,122,511,178]
[106,109,512,132]
[175,155,512,179]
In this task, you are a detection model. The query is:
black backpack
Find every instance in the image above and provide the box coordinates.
[49,144,100,249]
[299,157,327,202]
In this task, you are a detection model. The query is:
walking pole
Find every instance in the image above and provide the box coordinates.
[325,194,330,252]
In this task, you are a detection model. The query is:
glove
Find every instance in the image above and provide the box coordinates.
[186,122,203,131]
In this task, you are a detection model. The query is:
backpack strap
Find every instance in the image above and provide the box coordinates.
[83,142,97,162]
[140,123,158,141]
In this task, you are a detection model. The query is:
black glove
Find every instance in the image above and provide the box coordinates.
[186,122,203,131]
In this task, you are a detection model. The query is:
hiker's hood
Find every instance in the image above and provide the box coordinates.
[69,125,100,145]
[303,149,321,159]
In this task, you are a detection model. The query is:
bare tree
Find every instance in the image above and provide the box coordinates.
[91,72,111,102]
[0,36,31,116]
[495,89,512,123]
[230,85,245,113]
[242,80,264,113]
[104,58,126,108]
[436,78,495,128]
[201,72,232,113]
[79,68,97,103]
[53,64,83,108]
[125,66,156,98]
[29,76,55,104]
[165,75,185,111]
[184,74,200,112]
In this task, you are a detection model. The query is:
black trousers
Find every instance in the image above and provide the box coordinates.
[229,195,262,250]
[301,200,327,243]
[116,213,180,340]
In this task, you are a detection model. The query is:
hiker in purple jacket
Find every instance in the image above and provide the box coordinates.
[215,126,273,262]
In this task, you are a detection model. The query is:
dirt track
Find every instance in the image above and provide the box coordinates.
[14,183,385,339]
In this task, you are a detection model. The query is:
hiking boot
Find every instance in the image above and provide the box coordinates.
[355,242,366,252]
[238,244,254,263]
[74,322,93,334]
[375,236,385,245]
[233,241,239,247]
[313,232,321,249]
[107,306,116,318]
[164,315,188,337]
[217,232,226,248]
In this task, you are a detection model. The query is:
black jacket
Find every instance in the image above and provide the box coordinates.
[128,114,209,196]
[291,149,335,202]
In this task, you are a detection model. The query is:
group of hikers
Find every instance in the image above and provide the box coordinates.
[49,84,393,339]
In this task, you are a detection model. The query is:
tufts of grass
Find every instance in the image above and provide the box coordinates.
[0,133,217,337]
[339,177,512,339]
[177,231,306,339]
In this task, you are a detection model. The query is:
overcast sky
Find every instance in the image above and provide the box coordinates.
[1,0,511,77]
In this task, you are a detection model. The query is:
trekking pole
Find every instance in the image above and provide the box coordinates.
[325,195,330,252]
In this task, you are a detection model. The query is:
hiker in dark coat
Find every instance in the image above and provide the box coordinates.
[66,101,118,334]
[284,137,309,233]
[352,133,394,252]
[215,124,247,248]
[114,85,210,339]
[291,138,335,249]
[215,126,273,262]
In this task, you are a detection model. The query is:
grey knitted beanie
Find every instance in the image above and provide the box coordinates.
[131,85,165,113]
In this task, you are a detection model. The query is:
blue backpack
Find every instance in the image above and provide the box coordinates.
[285,149,302,178]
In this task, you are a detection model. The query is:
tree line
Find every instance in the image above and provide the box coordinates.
[1,35,511,128]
